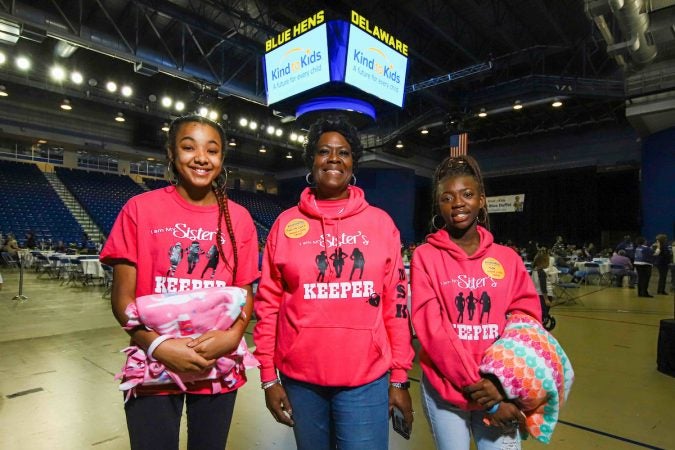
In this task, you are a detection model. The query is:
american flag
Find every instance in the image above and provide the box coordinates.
[449,133,468,157]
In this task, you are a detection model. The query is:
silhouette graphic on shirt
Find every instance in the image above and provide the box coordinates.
[467,291,477,321]
[329,247,348,278]
[455,292,465,323]
[167,242,183,276]
[186,241,204,274]
[349,247,365,280]
[315,250,328,282]
[478,291,492,323]
[201,244,220,279]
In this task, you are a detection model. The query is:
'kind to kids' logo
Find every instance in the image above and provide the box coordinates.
[352,47,401,84]
[270,47,323,81]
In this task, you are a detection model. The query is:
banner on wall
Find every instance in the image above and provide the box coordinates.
[486,194,525,213]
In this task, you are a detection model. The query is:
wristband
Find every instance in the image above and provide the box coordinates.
[486,402,500,414]
[390,381,411,390]
[261,378,281,390]
[147,335,172,360]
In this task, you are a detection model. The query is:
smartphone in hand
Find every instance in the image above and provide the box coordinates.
[391,406,411,440]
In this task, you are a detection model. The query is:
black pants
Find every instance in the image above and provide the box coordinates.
[124,391,237,450]
[655,264,669,294]
[635,264,652,297]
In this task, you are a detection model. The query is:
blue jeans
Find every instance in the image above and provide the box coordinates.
[421,376,521,450]
[280,372,389,450]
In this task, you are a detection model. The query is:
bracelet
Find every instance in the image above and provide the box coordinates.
[261,378,281,390]
[486,402,500,414]
[390,381,410,390]
[147,335,172,360]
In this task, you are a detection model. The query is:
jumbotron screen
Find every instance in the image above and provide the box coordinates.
[344,23,408,107]
[264,23,330,105]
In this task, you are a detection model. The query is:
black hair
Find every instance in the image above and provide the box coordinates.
[166,114,239,283]
[302,115,364,172]
[431,154,490,231]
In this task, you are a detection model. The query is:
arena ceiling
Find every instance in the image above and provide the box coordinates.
[0,0,674,175]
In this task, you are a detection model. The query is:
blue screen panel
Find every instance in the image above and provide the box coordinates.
[264,24,330,105]
[344,25,408,107]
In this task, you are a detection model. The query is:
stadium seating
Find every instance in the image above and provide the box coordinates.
[55,167,145,235]
[0,160,83,245]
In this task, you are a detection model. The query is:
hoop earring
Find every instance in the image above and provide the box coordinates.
[431,214,445,231]
[349,174,357,185]
[167,162,178,186]
[305,172,314,185]
[478,208,488,224]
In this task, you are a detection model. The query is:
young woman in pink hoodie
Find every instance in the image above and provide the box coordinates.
[410,155,541,450]
[254,115,414,449]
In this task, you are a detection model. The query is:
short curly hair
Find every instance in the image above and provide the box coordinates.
[302,115,364,172]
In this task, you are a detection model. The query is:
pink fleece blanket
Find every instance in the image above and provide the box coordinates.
[116,287,258,400]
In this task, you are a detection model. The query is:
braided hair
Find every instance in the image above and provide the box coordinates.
[431,154,490,231]
[166,114,239,283]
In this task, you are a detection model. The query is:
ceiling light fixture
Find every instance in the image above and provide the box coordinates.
[208,110,219,121]
[37,139,47,144]
[70,71,83,84]
[228,138,237,147]
[275,128,283,137]
[106,81,117,93]
[161,96,172,108]
[297,135,305,144]
[115,112,125,122]
[0,52,6,65]
[0,85,7,97]
[15,55,31,71]
[420,127,429,135]
[239,117,248,127]
[285,152,293,159]
[161,123,170,132]
[198,106,208,117]
[552,98,563,108]
[259,145,267,153]
[60,99,72,110]
[121,85,133,97]
[478,108,487,118]
[174,101,185,112]
[395,140,404,149]
[266,125,275,134]
[289,132,298,142]
[513,100,523,110]
[50,65,66,81]
[249,121,258,130]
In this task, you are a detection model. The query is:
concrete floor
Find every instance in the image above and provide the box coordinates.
[0,267,673,450]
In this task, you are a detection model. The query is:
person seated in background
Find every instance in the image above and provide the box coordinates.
[582,243,596,261]
[53,240,67,253]
[615,235,635,262]
[609,250,637,288]
[25,230,37,249]
[2,233,20,257]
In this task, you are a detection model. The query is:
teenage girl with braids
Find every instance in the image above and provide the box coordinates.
[410,155,541,450]
[100,114,259,450]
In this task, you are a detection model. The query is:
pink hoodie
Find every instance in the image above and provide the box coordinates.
[254,186,413,386]
[410,226,541,408]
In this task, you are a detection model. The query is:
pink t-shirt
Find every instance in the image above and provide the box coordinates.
[101,186,259,395]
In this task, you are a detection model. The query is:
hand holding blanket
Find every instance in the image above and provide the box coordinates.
[479,313,574,443]
[116,287,259,400]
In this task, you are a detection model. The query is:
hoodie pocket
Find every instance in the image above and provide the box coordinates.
[279,321,390,386]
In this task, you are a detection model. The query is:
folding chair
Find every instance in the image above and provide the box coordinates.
[583,262,602,285]
[553,280,582,305]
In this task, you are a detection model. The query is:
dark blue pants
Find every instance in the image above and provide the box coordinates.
[124,391,237,450]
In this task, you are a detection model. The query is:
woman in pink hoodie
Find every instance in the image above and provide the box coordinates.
[410,155,541,450]
[254,115,414,449]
